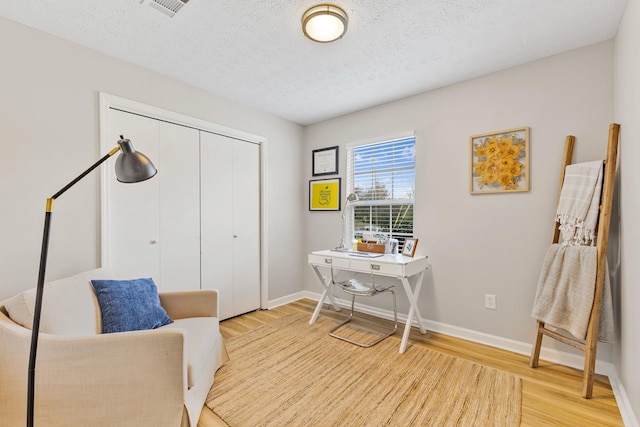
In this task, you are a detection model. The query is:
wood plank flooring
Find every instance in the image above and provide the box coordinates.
[199,299,623,427]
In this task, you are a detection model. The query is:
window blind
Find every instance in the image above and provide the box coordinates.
[346,136,416,249]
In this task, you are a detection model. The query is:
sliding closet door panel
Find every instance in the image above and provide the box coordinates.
[232,141,261,315]
[106,111,200,291]
[107,110,161,282]
[200,132,235,319]
[158,122,200,291]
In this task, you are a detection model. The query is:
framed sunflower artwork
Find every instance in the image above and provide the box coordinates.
[470,127,530,194]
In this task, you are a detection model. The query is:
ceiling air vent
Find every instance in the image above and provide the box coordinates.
[140,0,190,17]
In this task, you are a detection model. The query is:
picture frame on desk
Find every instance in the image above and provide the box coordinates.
[309,177,341,211]
[312,146,339,176]
[402,238,418,257]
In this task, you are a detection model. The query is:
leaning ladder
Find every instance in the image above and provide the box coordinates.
[529,123,620,399]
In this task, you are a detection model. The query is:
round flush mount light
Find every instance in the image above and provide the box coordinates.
[302,4,348,43]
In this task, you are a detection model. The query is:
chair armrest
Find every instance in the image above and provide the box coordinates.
[159,289,219,319]
[0,315,187,426]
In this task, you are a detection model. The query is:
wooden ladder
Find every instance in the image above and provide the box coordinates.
[530,123,620,399]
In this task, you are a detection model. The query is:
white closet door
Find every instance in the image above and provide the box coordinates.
[157,122,201,291]
[200,132,260,319]
[200,132,234,318]
[231,140,261,316]
[106,110,200,291]
[107,110,161,283]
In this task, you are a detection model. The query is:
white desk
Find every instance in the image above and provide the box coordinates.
[308,249,429,354]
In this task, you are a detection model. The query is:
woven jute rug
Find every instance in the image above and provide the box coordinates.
[206,312,521,426]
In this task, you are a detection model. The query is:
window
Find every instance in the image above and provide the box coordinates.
[346,136,416,250]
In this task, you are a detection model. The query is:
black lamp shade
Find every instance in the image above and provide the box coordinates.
[115,138,157,183]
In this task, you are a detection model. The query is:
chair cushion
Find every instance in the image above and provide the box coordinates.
[3,267,116,336]
[160,317,220,389]
[91,278,173,333]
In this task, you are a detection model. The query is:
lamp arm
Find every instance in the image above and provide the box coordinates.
[51,146,121,200]
[26,145,121,427]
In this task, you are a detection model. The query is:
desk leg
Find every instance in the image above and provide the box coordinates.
[310,265,341,324]
[399,270,427,354]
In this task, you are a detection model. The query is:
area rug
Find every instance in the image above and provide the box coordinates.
[206,312,521,426]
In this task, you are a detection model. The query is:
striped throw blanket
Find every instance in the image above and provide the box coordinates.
[556,160,603,246]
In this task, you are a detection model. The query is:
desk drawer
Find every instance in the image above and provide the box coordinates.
[308,254,350,269]
[349,259,403,276]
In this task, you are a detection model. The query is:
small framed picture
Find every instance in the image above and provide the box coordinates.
[402,238,418,257]
[312,146,339,176]
[309,178,341,211]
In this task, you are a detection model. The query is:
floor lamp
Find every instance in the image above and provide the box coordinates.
[336,193,359,250]
[26,136,157,427]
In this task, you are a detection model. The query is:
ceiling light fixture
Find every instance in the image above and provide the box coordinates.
[302,4,348,43]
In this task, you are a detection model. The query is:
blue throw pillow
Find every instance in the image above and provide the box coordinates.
[91,278,173,333]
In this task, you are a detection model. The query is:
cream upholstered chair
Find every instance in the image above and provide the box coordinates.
[0,268,228,427]
[329,259,398,347]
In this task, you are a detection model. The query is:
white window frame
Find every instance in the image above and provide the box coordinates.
[346,134,416,250]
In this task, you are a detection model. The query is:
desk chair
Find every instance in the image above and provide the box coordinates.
[329,260,398,347]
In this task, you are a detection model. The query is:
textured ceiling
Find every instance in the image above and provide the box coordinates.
[0,0,628,125]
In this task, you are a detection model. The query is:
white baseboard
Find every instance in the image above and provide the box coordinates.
[267,291,312,309]
[268,291,638,426]
[609,375,640,427]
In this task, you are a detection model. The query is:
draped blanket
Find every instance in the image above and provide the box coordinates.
[532,160,614,343]
[532,243,614,343]
[555,161,603,246]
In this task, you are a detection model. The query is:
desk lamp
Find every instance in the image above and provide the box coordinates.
[336,193,358,250]
[26,136,157,427]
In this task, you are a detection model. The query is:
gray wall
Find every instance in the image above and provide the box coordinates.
[0,17,305,302]
[303,41,616,362]
[614,0,640,420]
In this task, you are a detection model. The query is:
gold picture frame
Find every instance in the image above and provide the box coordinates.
[470,127,530,194]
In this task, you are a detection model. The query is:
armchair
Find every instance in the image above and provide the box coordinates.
[0,268,228,427]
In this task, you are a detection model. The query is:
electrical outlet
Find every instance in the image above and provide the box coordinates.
[485,294,497,310]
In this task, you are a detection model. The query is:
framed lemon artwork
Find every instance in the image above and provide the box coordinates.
[309,178,341,211]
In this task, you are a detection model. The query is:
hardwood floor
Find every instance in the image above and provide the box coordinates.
[199,299,624,427]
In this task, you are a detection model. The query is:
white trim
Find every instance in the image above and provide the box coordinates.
[345,131,416,149]
[99,92,269,310]
[259,137,269,310]
[609,376,640,427]
[100,93,266,144]
[301,290,608,371]
[267,291,313,309]
[278,291,638,426]
[345,131,415,149]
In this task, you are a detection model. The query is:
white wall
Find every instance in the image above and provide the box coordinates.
[614,0,640,421]
[304,41,616,360]
[2,9,635,420]
[0,17,305,302]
